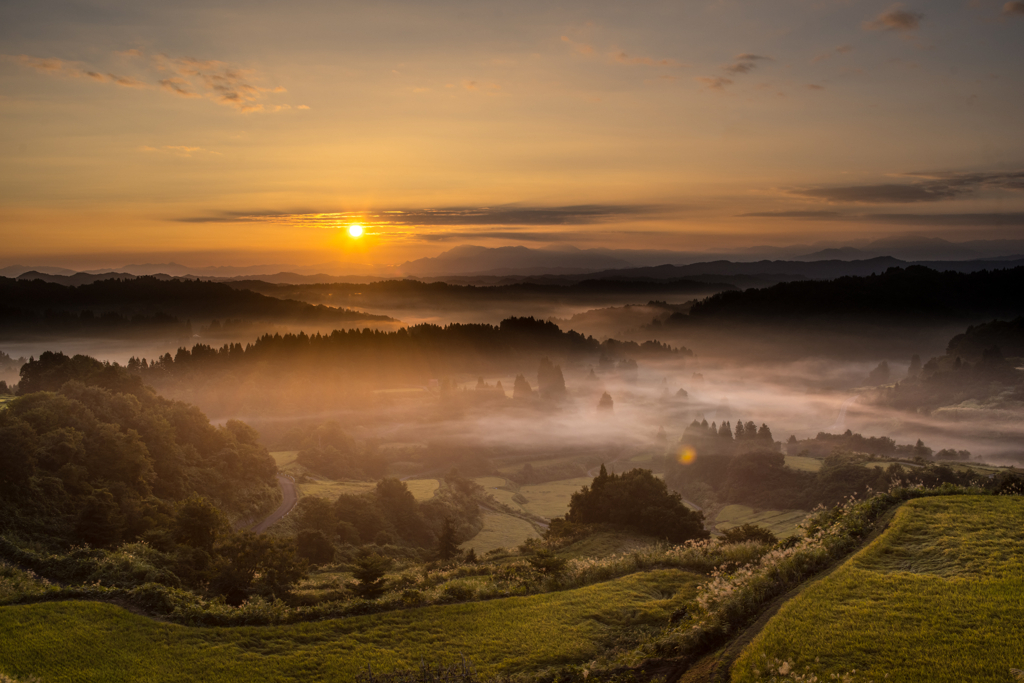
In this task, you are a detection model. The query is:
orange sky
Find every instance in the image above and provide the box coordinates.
[2,0,1023,269]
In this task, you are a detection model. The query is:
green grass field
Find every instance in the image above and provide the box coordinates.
[269,450,299,468]
[732,496,1024,683]
[0,570,702,682]
[714,505,808,539]
[298,479,438,502]
[783,455,822,472]
[516,478,594,519]
[461,510,540,554]
[473,476,592,520]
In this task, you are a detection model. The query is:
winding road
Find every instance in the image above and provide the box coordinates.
[252,474,298,534]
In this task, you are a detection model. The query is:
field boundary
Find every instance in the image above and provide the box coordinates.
[672,503,903,683]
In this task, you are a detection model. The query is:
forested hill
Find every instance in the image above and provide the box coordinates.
[134,316,686,381]
[0,276,394,337]
[1,353,279,547]
[224,277,735,310]
[683,266,1024,322]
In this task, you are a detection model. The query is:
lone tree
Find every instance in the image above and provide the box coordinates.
[436,517,461,561]
[564,466,708,543]
[351,551,394,599]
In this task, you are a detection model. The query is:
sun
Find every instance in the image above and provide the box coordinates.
[347,224,364,238]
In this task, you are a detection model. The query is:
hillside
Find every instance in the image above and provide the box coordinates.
[731,496,1024,683]
[0,276,394,339]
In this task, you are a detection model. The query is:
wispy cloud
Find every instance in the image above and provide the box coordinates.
[698,53,772,90]
[1004,1,1024,16]
[740,210,1024,227]
[610,50,680,67]
[140,145,221,158]
[696,76,734,90]
[864,5,924,32]
[176,204,666,228]
[2,50,297,113]
[3,54,147,88]
[789,171,1024,204]
[561,36,595,56]
[724,54,772,74]
[561,35,680,68]
[148,53,288,112]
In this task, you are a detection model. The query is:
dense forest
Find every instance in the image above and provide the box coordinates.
[105,317,687,417]
[675,266,1024,323]
[0,276,393,337]
[1,353,279,546]
[868,317,1024,413]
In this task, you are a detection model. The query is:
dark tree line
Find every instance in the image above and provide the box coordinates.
[0,275,391,337]
[679,266,1024,323]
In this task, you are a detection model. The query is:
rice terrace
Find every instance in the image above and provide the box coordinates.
[3,0,1024,680]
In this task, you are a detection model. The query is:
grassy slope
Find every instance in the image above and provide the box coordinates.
[713,505,808,539]
[462,510,539,554]
[731,496,1024,683]
[0,570,701,682]
[782,455,821,472]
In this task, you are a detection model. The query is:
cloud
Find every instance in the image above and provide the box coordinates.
[153,54,287,112]
[175,204,666,228]
[3,54,147,88]
[1004,1,1024,15]
[159,77,200,98]
[610,51,680,67]
[739,211,843,219]
[562,35,679,68]
[740,210,1024,227]
[2,51,291,113]
[724,53,772,74]
[696,76,734,90]
[864,5,924,32]
[140,145,220,158]
[699,53,772,89]
[561,36,595,56]
[791,171,1024,203]
[806,84,825,90]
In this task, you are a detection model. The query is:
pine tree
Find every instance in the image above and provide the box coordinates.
[436,518,460,561]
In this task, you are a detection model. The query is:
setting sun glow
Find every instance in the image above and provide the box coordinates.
[348,224,364,238]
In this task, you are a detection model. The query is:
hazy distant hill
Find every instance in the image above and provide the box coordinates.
[0,276,395,338]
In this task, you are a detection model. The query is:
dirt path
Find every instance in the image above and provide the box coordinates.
[252,474,298,534]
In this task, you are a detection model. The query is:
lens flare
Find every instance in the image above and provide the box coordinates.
[677,447,697,465]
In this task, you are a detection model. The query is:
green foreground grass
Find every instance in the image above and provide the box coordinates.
[732,496,1024,683]
[714,505,808,539]
[0,570,701,682]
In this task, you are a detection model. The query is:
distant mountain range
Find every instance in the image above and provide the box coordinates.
[5,235,1024,282]
[14,253,1024,291]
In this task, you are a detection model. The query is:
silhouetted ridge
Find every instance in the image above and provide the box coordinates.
[686,266,1024,321]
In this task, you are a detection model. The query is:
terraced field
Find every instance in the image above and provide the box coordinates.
[732,496,1024,683]
[298,479,438,502]
[713,504,808,538]
[0,570,702,682]
[783,454,822,472]
[461,510,540,554]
